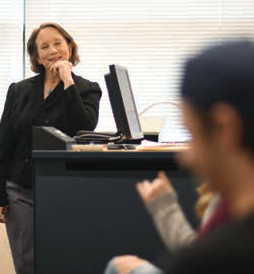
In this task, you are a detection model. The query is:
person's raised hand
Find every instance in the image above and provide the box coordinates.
[0,206,8,223]
[136,171,175,204]
[50,60,74,89]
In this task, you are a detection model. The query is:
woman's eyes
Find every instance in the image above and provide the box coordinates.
[41,42,61,49]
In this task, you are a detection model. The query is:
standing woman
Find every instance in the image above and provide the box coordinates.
[0,22,102,274]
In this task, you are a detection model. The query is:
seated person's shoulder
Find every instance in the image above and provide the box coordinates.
[161,212,254,274]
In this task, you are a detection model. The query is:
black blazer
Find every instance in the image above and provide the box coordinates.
[0,73,102,206]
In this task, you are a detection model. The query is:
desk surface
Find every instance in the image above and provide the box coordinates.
[33,143,188,156]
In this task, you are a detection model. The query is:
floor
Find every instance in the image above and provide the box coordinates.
[0,225,15,274]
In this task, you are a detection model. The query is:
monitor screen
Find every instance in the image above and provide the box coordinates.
[104,64,144,140]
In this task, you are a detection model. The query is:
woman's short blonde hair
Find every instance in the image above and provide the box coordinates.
[27,22,80,73]
[195,182,214,219]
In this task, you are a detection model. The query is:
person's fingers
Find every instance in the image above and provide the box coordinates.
[152,177,163,186]
[158,171,173,185]
[49,64,57,78]
[0,214,3,223]
[136,182,143,194]
[0,207,7,223]
[143,180,151,189]
[158,170,168,180]
[114,255,138,262]
[56,61,72,80]
[115,255,146,265]
[0,217,7,223]
[136,187,145,204]
[114,255,147,274]
[49,65,54,74]
[158,171,176,194]
[3,206,8,214]
[136,181,152,202]
[54,65,59,77]
[137,181,149,193]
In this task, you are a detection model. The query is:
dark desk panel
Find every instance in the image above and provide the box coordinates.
[33,151,198,274]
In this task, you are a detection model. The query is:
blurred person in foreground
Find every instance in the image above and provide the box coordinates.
[0,22,102,274]
[105,39,254,274]
[105,171,222,274]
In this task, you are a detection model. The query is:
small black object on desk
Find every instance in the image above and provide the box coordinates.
[107,143,137,150]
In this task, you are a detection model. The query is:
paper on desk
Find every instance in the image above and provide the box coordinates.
[140,140,187,146]
[136,140,189,151]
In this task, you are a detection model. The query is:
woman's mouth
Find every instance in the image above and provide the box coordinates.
[49,57,61,62]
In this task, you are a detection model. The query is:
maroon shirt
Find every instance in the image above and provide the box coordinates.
[197,198,231,238]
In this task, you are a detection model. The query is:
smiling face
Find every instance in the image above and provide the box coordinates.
[36,27,71,72]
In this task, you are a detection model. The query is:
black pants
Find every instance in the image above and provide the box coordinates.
[5,181,34,274]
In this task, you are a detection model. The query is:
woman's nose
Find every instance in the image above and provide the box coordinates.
[49,46,58,54]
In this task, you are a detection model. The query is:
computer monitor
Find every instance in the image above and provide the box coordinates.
[104,64,144,141]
